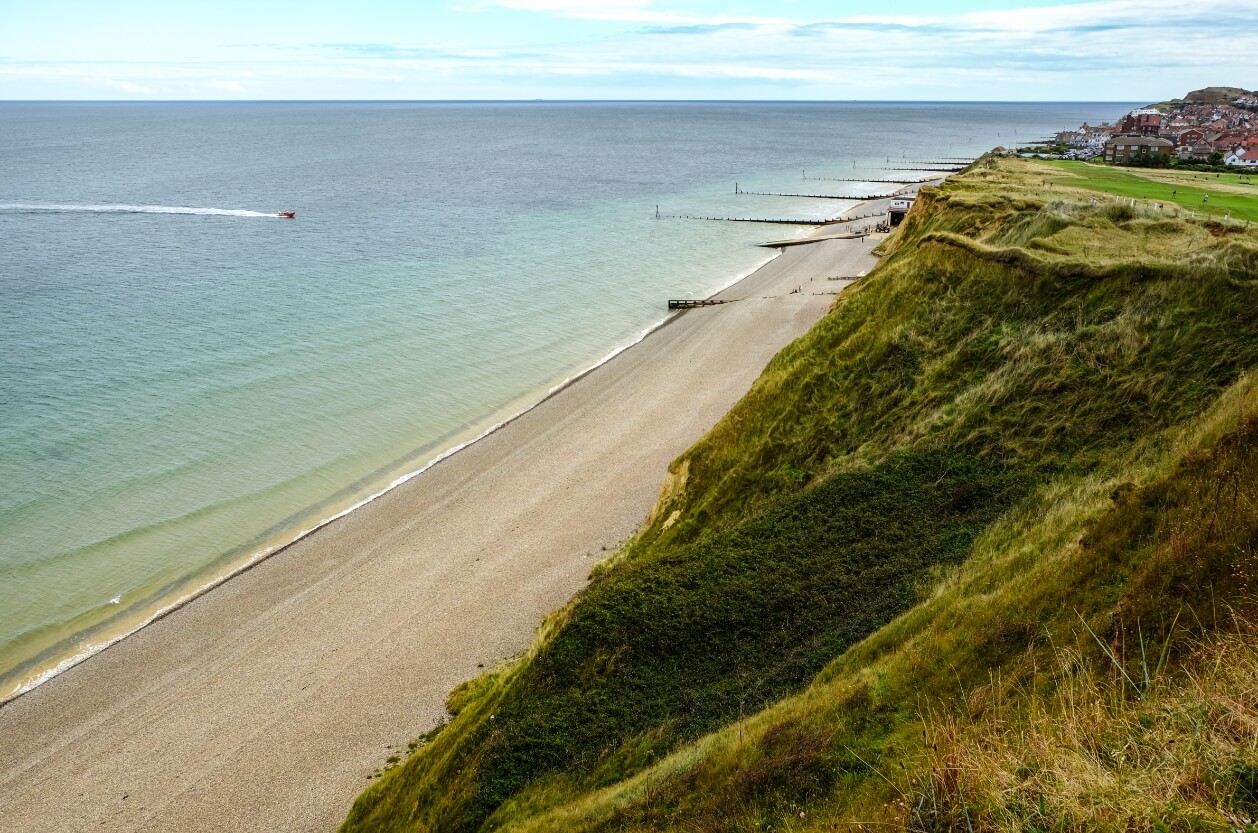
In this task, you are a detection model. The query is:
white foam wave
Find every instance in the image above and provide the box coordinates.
[0,203,280,218]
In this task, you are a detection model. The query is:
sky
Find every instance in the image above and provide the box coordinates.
[1,0,1255,101]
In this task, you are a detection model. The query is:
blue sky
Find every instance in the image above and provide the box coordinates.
[1,0,1254,100]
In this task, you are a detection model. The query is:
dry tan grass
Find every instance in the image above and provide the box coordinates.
[916,623,1258,832]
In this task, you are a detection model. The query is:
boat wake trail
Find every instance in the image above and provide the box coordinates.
[0,203,281,218]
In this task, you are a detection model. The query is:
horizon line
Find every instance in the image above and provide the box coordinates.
[0,98,1142,105]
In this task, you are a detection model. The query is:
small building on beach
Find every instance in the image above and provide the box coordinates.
[888,197,915,226]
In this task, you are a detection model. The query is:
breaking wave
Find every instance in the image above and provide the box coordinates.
[0,203,281,217]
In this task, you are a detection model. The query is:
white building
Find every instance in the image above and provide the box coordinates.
[888,198,915,226]
[1225,147,1258,166]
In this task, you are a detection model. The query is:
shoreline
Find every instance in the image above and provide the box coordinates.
[0,186,920,833]
[0,247,785,707]
[4,179,891,705]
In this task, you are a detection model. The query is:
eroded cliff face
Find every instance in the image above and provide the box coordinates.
[341,156,1258,833]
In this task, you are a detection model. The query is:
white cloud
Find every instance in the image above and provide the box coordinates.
[491,0,652,14]
[82,77,158,95]
[454,0,1258,97]
[481,0,784,24]
[478,0,1254,35]
[1,0,1254,99]
[962,0,1238,31]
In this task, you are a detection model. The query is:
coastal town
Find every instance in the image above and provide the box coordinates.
[1044,86,1258,167]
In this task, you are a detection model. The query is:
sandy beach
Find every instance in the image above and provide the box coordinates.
[0,194,918,832]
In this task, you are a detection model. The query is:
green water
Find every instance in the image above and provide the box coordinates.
[0,100,1129,699]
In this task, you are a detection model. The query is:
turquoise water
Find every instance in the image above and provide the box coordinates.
[0,101,1128,699]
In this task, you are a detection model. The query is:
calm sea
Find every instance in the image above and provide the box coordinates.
[0,101,1127,699]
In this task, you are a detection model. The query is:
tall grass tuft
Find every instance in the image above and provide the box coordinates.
[913,622,1258,832]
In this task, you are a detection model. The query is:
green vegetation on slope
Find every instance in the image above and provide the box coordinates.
[916,414,1258,829]
[342,156,1258,833]
[493,403,1258,832]
[464,451,1027,828]
[1157,86,1255,107]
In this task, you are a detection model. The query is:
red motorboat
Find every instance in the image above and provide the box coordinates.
[278,210,296,219]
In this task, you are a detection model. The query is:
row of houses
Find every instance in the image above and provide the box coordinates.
[1054,123,1116,158]
[1102,134,1258,166]
[1057,93,1258,166]
[1178,131,1258,163]
[1140,104,1253,136]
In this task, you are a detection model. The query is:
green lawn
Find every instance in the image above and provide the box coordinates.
[1035,159,1258,222]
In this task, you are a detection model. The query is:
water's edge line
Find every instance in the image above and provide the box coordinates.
[0,231,812,707]
[2,183,895,706]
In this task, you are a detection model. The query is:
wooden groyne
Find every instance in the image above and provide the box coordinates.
[760,231,870,249]
[668,298,734,309]
[736,188,893,201]
[804,176,932,184]
[656,172,917,227]
[876,166,965,173]
[758,211,888,248]
[659,213,840,226]
[662,206,890,226]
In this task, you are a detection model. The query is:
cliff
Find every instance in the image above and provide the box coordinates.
[341,155,1258,832]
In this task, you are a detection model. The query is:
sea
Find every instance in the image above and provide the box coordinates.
[0,101,1130,701]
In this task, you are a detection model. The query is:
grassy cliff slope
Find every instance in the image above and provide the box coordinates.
[342,157,1258,832]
